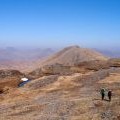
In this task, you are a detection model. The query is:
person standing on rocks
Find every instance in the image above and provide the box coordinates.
[100,88,105,100]
[108,90,112,102]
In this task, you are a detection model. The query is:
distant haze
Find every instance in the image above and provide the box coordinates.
[0,46,120,62]
[0,47,56,61]
[96,48,120,58]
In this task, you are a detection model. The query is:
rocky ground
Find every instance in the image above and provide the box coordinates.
[0,66,120,120]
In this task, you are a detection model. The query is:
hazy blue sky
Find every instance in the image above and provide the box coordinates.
[0,0,120,48]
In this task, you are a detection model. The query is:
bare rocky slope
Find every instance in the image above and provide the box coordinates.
[28,46,109,79]
[0,46,120,120]
[37,46,108,67]
[0,67,120,120]
[0,70,24,93]
[0,46,108,73]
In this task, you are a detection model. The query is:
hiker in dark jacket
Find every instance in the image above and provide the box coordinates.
[100,88,105,100]
[108,90,112,102]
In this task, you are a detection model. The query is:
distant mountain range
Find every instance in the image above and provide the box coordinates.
[0,47,56,61]
[0,47,56,72]
[0,46,119,72]
[95,48,120,58]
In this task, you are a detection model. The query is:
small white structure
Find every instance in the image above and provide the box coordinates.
[21,78,29,82]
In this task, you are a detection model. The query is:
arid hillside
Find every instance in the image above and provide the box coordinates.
[0,46,120,120]
[37,46,108,67]
[27,46,109,78]
[0,66,120,120]
[0,46,109,72]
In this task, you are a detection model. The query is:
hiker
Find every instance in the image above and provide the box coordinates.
[108,90,112,102]
[100,88,105,100]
